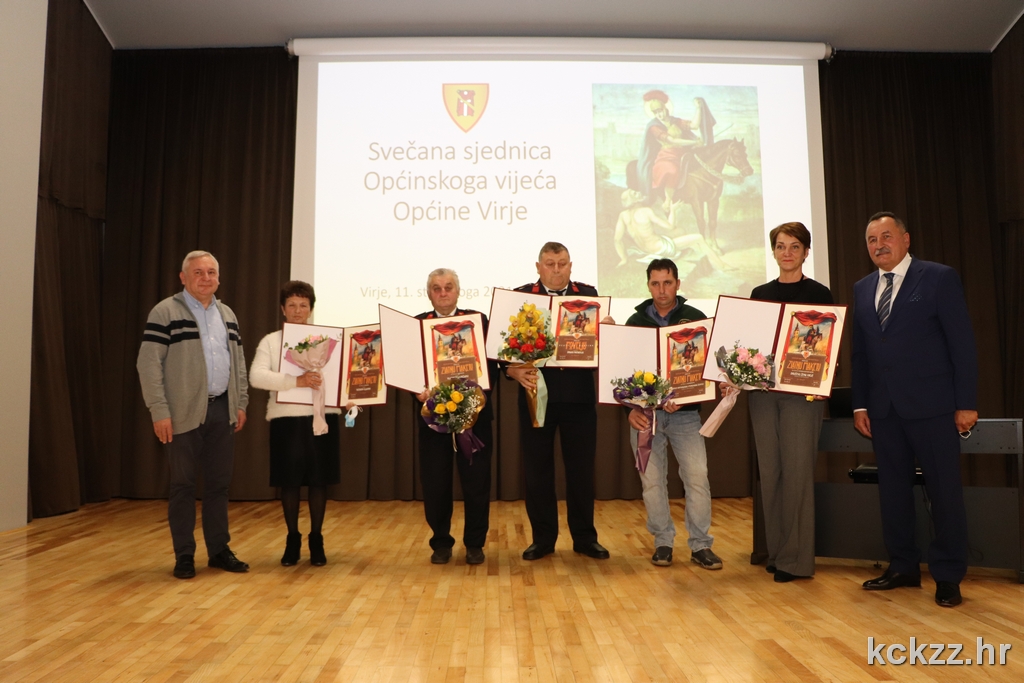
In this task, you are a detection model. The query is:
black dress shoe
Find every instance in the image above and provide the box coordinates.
[466,547,485,565]
[935,581,962,607]
[573,542,610,559]
[862,568,920,590]
[208,546,249,573]
[773,569,811,583]
[766,564,776,574]
[173,554,196,579]
[522,543,555,561]
[430,547,452,564]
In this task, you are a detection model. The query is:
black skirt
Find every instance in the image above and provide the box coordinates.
[268,414,341,487]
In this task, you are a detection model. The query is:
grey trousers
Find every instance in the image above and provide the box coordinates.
[165,394,235,559]
[748,391,824,576]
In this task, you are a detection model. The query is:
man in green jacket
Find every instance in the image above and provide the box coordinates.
[625,258,722,569]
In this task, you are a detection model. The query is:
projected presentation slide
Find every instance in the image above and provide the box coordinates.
[296,49,825,327]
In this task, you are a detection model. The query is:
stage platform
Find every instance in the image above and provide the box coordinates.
[0,498,1021,682]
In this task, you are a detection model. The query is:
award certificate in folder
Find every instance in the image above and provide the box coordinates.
[339,324,387,406]
[379,305,490,393]
[702,296,846,397]
[597,318,716,406]
[486,288,610,367]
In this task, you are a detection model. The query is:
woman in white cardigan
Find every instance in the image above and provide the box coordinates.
[249,281,342,566]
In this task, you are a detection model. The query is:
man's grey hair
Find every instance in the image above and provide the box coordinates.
[426,267,459,292]
[866,211,907,234]
[182,250,219,272]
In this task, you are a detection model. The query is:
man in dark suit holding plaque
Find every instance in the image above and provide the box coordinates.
[852,212,978,607]
[507,242,609,560]
[415,267,493,566]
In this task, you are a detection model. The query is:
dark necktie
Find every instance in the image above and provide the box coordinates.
[877,272,895,330]
[550,288,567,296]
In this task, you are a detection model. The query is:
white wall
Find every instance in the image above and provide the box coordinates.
[0,0,49,531]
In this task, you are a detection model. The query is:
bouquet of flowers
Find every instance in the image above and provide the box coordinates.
[420,379,488,462]
[498,302,554,363]
[699,341,775,437]
[284,334,338,435]
[498,302,554,427]
[716,343,775,390]
[612,371,676,473]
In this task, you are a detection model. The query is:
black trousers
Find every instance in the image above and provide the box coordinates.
[165,394,234,559]
[872,409,968,583]
[519,398,598,547]
[419,416,492,550]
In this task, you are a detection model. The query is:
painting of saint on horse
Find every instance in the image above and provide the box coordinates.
[591,84,766,300]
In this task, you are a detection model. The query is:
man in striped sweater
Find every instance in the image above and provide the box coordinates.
[137,251,250,579]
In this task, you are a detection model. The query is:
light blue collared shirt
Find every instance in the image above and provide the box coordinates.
[182,289,230,397]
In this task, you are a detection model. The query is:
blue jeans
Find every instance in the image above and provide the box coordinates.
[630,409,713,551]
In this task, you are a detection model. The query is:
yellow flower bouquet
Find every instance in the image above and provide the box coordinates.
[498,302,555,427]
[420,379,487,461]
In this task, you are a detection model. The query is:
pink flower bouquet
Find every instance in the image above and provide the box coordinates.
[699,342,775,437]
[284,334,338,435]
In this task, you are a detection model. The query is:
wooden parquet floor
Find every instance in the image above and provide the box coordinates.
[0,497,1021,682]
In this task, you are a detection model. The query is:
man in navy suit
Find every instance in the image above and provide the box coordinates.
[852,212,978,607]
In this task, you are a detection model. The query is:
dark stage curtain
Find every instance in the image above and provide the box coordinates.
[992,19,1024,420]
[818,51,1009,485]
[29,0,111,518]
[103,48,300,502]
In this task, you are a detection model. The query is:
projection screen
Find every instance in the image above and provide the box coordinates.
[290,38,831,327]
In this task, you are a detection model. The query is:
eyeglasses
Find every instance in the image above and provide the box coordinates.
[959,429,971,440]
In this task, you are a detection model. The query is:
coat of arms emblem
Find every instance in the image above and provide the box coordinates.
[442,84,489,132]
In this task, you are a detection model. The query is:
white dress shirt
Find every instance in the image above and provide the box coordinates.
[873,252,913,309]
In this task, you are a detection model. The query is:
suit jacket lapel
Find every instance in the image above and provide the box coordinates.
[860,273,881,330]
[887,258,922,326]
